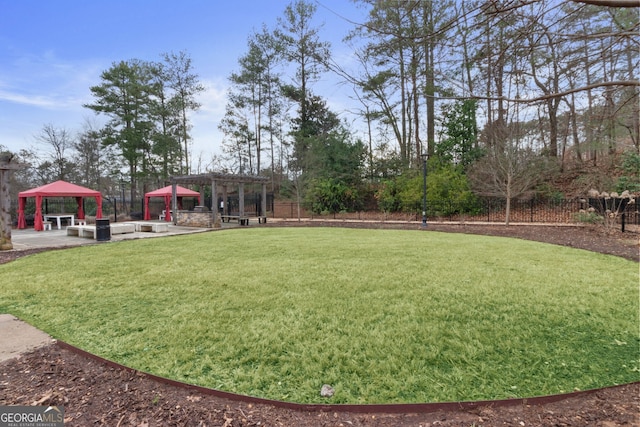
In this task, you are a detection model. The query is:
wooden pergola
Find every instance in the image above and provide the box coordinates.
[170,172,269,225]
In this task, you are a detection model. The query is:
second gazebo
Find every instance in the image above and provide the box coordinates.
[170,172,268,226]
[144,185,201,222]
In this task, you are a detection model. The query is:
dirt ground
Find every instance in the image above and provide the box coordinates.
[1,223,638,426]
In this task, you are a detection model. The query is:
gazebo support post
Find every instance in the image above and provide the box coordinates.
[211,178,219,227]
[238,183,245,221]
[222,185,228,216]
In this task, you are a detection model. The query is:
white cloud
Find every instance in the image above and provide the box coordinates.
[0,89,58,108]
[188,77,230,162]
[196,77,228,116]
[0,50,105,111]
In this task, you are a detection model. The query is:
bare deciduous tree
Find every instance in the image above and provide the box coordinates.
[35,124,74,181]
[468,137,558,225]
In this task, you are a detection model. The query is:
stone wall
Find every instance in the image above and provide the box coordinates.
[175,211,215,228]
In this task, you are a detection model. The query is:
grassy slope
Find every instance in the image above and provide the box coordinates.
[1,228,638,403]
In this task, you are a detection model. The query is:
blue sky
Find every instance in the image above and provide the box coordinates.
[0,0,366,166]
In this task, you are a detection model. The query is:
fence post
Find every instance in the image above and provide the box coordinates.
[621,213,626,233]
[530,199,534,223]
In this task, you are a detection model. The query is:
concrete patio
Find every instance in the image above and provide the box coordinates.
[6,221,216,250]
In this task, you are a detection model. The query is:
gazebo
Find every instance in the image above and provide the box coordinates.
[170,172,269,225]
[143,185,201,221]
[18,180,103,231]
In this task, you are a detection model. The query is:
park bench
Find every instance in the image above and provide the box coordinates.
[131,222,169,233]
[66,225,97,239]
[66,223,135,239]
[220,215,249,226]
[111,223,136,234]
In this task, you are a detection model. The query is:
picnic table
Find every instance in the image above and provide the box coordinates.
[43,213,75,230]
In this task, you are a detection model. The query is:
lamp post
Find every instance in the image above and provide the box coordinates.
[421,153,428,228]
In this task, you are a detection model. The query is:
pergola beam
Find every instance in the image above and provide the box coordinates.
[171,172,269,186]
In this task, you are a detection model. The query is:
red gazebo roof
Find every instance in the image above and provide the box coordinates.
[18,180,102,198]
[144,185,200,198]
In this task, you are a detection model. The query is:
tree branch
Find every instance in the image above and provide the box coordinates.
[570,0,640,7]
[431,80,640,103]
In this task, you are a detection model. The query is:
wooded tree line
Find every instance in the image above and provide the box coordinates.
[219,0,638,215]
[83,51,205,207]
[4,0,638,218]
[5,51,205,210]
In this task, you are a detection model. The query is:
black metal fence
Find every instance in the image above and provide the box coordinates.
[274,197,640,230]
[447,198,582,223]
[15,195,639,232]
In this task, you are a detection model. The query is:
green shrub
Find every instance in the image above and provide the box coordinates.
[375,164,480,216]
[536,183,565,203]
[305,178,361,214]
[425,164,480,216]
[374,179,402,213]
[574,210,603,224]
[615,151,640,193]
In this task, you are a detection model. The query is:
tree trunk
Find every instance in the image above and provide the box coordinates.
[423,2,435,158]
[0,162,14,250]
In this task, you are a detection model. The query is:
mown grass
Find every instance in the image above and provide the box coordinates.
[1,227,638,404]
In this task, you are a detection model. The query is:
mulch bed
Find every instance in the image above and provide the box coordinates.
[1,223,638,426]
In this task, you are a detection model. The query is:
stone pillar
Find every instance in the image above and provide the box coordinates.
[222,185,228,216]
[171,182,178,225]
[238,183,245,218]
[211,178,220,227]
[0,153,20,250]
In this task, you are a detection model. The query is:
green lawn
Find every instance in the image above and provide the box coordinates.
[1,227,638,404]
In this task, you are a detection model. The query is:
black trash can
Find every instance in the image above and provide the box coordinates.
[95,218,111,241]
